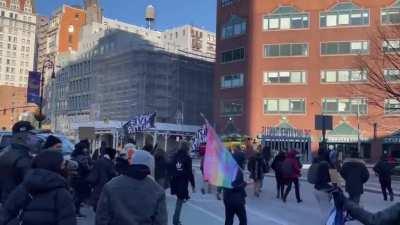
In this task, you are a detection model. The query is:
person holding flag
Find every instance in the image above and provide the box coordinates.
[203,120,246,225]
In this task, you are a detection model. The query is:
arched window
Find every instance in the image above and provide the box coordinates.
[320,2,369,27]
[263,6,309,31]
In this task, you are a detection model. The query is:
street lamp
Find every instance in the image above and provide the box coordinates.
[37,59,56,129]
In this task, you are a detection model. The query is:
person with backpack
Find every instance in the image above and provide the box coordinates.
[271,151,286,199]
[2,150,76,225]
[223,167,247,225]
[0,121,37,204]
[70,142,93,217]
[340,151,369,204]
[88,147,117,212]
[282,149,302,203]
[247,150,267,197]
[169,142,195,225]
[373,155,394,202]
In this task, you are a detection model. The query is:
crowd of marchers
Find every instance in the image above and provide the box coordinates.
[0,121,398,225]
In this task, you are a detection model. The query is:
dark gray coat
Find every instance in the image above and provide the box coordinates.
[95,169,167,225]
[346,201,400,225]
[340,158,369,196]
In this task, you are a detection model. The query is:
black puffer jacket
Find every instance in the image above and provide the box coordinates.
[340,158,369,195]
[345,201,400,225]
[2,169,76,225]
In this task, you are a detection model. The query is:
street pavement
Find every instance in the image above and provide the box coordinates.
[78,168,398,225]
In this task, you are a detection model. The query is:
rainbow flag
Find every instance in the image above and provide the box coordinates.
[203,123,239,188]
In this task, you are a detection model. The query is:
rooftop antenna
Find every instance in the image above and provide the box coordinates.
[145,5,156,30]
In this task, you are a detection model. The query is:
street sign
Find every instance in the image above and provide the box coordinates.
[315,115,333,130]
[27,71,42,105]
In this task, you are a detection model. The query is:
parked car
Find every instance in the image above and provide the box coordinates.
[0,131,74,158]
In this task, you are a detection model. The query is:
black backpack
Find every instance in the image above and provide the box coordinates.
[281,160,294,178]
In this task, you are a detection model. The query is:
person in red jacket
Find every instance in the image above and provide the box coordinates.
[282,149,303,203]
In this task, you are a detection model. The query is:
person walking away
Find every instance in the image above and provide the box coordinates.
[169,142,195,225]
[154,147,168,188]
[2,150,76,225]
[42,135,63,151]
[96,150,167,225]
[313,149,335,225]
[340,151,369,204]
[271,151,286,199]
[232,145,246,171]
[115,143,136,175]
[199,143,212,195]
[92,141,107,161]
[70,142,92,217]
[282,150,302,203]
[247,151,267,197]
[88,147,117,212]
[333,189,400,225]
[223,169,247,225]
[0,121,36,204]
[373,155,394,201]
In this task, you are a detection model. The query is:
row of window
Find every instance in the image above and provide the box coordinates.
[221,98,400,116]
[221,69,399,88]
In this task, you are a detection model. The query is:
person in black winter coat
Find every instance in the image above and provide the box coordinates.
[154,147,168,188]
[340,151,369,204]
[0,121,35,204]
[373,155,394,201]
[232,146,246,170]
[169,142,195,225]
[70,142,92,217]
[2,150,76,225]
[247,152,266,197]
[223,170,247,225]
[88,147,117,212]
[271,151,286,199]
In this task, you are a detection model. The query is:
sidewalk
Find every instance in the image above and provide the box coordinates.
[193,160,400,197]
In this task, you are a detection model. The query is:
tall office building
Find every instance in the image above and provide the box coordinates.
[0,0,36,87]
[215,0,400,160]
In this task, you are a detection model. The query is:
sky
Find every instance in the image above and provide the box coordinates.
[35,0,217,32]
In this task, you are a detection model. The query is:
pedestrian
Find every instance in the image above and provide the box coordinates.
[169,141,195,225]
[88,147,117,212]
[0,121,36,203]
[223,169,247,225]
[2,150,76,225]
[115,143,136,175]
[154,146,168,188]
[313,148,335,225]
[282,149,302,203]
[95,150,167,225]
[340,151,369,204]
[232,145,246,171]
[373,155,394,201]
[262,145,272,164]
[333,190,400,225]
[92,141,107,161]
[199,143,212,195]
[70,142,93,217]
[271,150,286,199]
[42,135,63,151]
[247,149,267,197]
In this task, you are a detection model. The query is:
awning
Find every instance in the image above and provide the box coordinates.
[384,130,400,144]
[325,122,367,143]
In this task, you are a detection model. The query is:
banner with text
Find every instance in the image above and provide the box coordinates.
[123,112,157,134]
[27,71,41,105]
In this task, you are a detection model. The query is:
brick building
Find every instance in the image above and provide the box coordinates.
[215,0,400,160]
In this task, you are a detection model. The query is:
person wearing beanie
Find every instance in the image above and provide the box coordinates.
[115,143,136,175]
[0,121,36,203]
[2,150,76,225]
[88,148,117,211]
[43,135,63,150]
[96,150,167,225]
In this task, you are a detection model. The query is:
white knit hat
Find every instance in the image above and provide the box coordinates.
[129,150,155,177]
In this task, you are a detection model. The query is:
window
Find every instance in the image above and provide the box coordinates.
[384,69,400,82]
[385,99,400,114]
[382,1,400,25]
[320,2,369,27]
[221,100,243,116]
[264,98,305,114]
[322,98,367,115]
[321,41,369,55]
[221,48,245,63]
[221,73,244,89]
[220,0,236,7]
[264,6,309,30]
[222,15,247,39]
[321,69,368,83]
[383,40,400,53]
[265,43,308,57]
[264,71,306,84]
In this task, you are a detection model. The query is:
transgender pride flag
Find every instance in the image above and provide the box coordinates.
[203,123,239,188]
